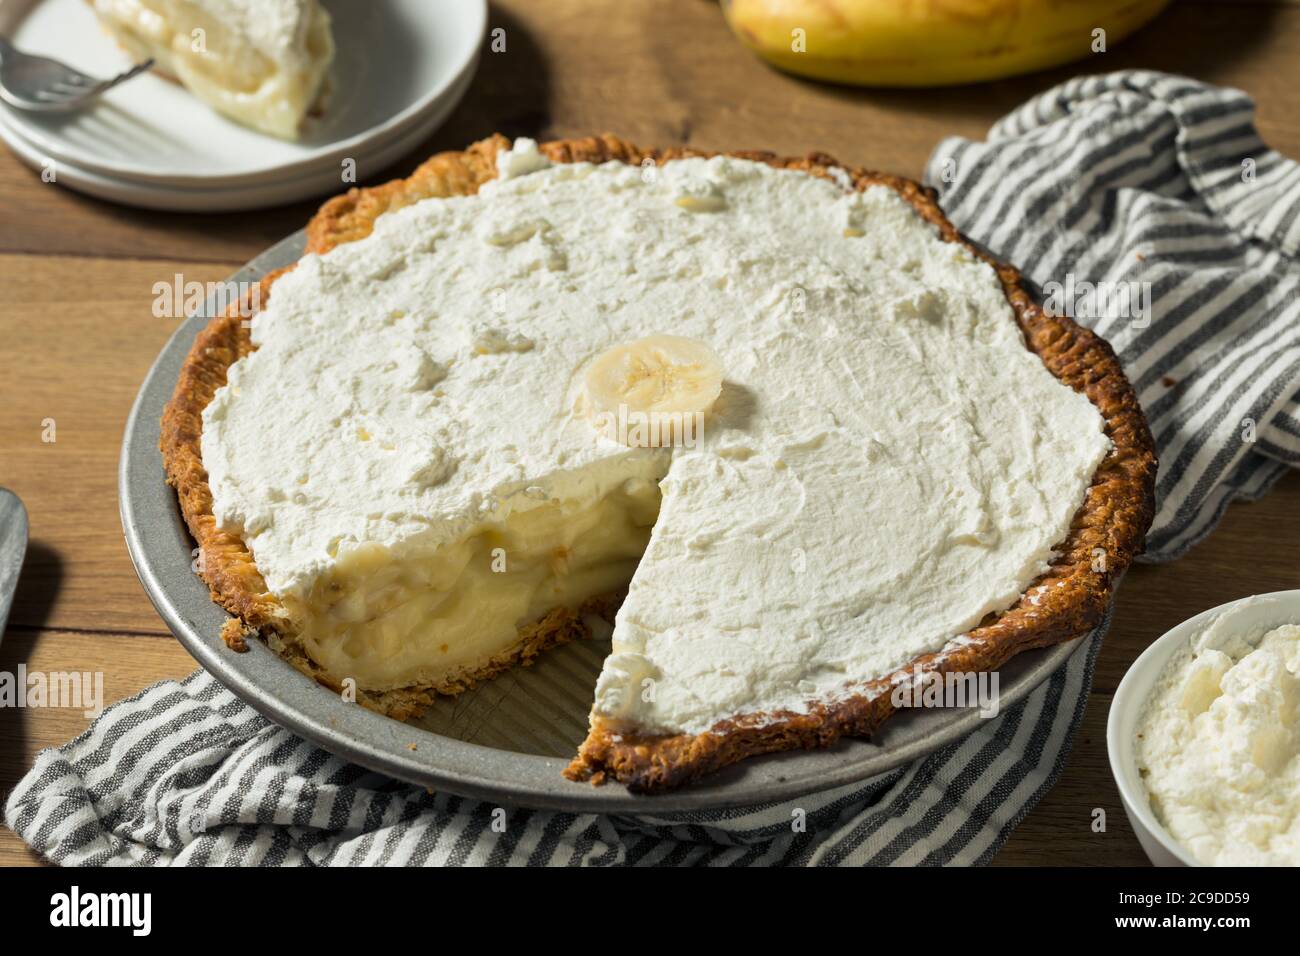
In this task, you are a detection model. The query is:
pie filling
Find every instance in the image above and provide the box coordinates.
[201,139,1112,739]
[286,475,662,691]
[91,0,334,139]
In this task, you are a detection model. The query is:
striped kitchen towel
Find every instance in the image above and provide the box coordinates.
[7,71,1298,866]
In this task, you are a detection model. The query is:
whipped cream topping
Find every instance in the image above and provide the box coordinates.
[1136,604,1300,866]
[202,139,1110,734]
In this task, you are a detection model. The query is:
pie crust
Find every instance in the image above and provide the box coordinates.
[161,133,1157,791]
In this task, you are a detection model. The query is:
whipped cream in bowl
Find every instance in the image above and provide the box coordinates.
[1108,591,1300,867]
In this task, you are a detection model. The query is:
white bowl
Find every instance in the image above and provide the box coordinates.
[1106,589,1300,867]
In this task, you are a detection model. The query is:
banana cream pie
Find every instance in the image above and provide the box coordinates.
[91,0,334,139]
[162,135,1156,792]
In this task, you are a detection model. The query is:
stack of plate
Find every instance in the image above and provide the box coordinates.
[0,0,486,211]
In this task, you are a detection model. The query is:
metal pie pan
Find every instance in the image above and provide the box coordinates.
[119,231,1084,813]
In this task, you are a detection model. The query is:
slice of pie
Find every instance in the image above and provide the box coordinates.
[90,0,334,139]
[161,134,1156,792]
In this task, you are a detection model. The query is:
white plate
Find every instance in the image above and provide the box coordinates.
[1107,589,1300,867]
[0,69,470,212]
[0,0,485,186]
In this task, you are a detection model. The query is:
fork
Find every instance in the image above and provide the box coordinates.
[0,35,152,112]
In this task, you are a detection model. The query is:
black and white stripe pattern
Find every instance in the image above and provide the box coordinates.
[4,627,1103,867]
[6,71,1295,865]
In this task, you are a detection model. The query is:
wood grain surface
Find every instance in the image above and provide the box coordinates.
[2,0,1298,867]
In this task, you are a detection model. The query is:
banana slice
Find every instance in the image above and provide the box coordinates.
[583,335,724,447]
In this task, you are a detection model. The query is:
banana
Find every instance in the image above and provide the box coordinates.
[582,335,725,447]
[721,0,1171,87]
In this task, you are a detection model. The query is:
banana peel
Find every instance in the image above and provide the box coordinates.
[722,0,1172,87]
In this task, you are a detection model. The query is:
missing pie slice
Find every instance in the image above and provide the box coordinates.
[161,134,1156,792]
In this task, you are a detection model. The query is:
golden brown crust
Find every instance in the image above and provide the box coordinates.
[304,135,510,255]
[219,618,253,652]
[161,133,1157,793]
[161,269,286,632]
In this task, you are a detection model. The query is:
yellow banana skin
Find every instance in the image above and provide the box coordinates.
[722,0,1172,87]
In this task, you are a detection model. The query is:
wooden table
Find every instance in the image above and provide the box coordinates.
[2,0,1299,867]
